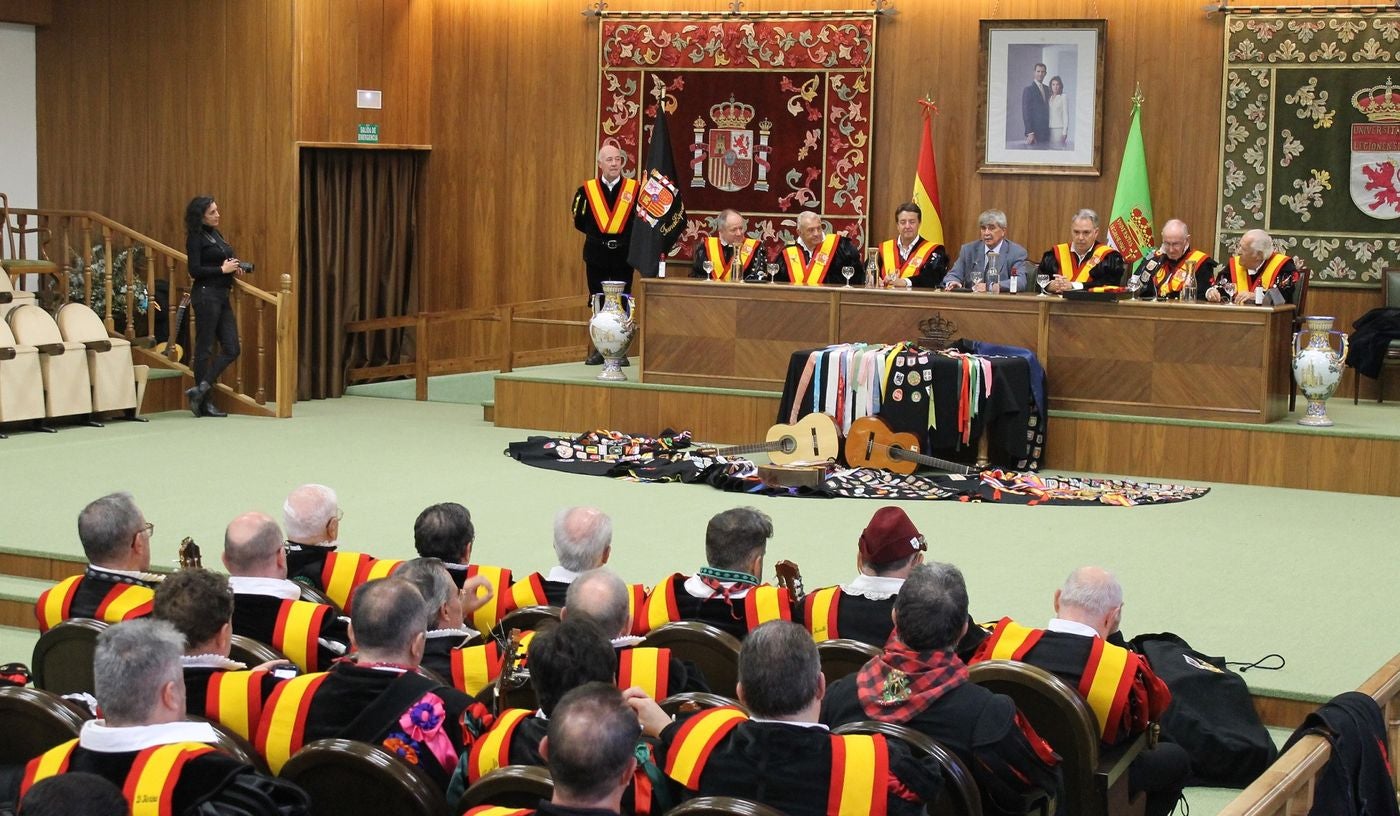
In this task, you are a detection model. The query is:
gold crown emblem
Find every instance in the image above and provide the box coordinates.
[1351,77,1400,123]
[918,313,958,349]
[710,95,756,129]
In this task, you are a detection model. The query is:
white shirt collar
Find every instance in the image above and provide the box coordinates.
[181,654,246,670]
[898,237,917,256]
[683,574,752,599]
[611,635,645,648]
[749,717,828,730]
[1046,617,1101,638]
[228,575,303,600]
[427,627,477,640]
[602,176,620,191]
[546,566,582,584]
[79,719,219,752]
[843,573,904,601]
[984,241,1005,257]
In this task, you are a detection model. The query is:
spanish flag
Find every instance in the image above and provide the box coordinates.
[911,97,944,247]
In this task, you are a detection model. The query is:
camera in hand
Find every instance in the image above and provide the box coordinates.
[237,261,255,273]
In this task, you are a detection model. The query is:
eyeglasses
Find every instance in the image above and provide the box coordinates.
[139,522,155,538]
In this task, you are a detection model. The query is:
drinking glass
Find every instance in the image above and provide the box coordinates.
[970,266,985,291]
[1036,274,1051,296]
[702,260,714,282]
[841,265,854,287]
[765,263,778,282]
[1125,274,1142,299]
[1222,280,1236,302]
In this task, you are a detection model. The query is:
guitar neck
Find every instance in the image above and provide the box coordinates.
[888,445,976,475]
[712,440,783,457]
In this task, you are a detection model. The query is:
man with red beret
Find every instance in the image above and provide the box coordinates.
[798,507,927,648]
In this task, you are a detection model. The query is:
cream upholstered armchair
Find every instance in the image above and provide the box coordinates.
[0,270,36,323]
[4,303,95,424]
[0,316,47,437]
[55,302,148,419]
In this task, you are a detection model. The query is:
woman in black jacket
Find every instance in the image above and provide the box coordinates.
[183,196,244,417]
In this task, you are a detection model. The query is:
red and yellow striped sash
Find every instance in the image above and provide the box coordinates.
[272,599,332,672]
[704,237,759,281]
[626,583,650,636]
[451,641,505,696]
[125,742,216,816]
[19,739,77,796]
[1230,253,1288,295]
[979,617,1044,662]
[256,672,329,773]
[828,733,889,816]
[1078,638,1136,741]
[618,647,671,699]
[784,235,839,286]
[320,552,374,611]
[583,178,638,234]
[742,586,791,631]
[804,586,842,643]
[642,574,683,632]
[663,707,748,789]
[35,576,83,632]
[37,576,155,631]
[1054,243,1112,283]
[463,807,535,816]
[466,564,514,632]
[467,708,532,783]
[508,573,549,610]
[880,238,937,280]
[206,669,274,742]
[1155,249,1207,294]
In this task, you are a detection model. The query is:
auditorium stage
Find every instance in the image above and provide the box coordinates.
[491,361,1400,498]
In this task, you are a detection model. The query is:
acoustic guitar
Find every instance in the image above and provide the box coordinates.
[178,537,201,569]
[707,412,841,466]
[774,560,806,603]
[844,415,977,476]
[154,291,191,362]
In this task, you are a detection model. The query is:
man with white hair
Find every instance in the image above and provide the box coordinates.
[1135,218,1217,300]
[508,507,643,617]
[35,492,158,633]
[690,209,765,281]
[6,619,308,815]
[775,211,863,286]
[970,566,1188,816]
[1039,209,1126,293]
[573,143,638,365]
[944,209,1032,292]
[282,483,402,611]
[1206,228,1297,305]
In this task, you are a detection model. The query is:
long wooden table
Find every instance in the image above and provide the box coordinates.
[636,279,1295,424]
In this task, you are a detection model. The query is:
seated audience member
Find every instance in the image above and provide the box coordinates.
[1136,219,1216,299]
[801,506,927,647]
[222,511,349,672]
[35,492,158,632]
[16,772,126,816]
[153,568,288,740]
[396,557,482,681]
[414,501,511,631]
[970,566,1189,816]
[689,209,765,281]
[1206,228,1297,305]
[450,619,617,793]
[822,564,1061,815]
[508,506,619,608]
[628,620,943,815]
[283,484,404,612]
[542,683,650,816]
[1039,209,1126,293]
[640,507,793,639]
[566,567,710,698]
[943,209,1032,292]
[775,211,864,286]
[4,619,309,815]
[256,578,490,791]
[877,203,949,289]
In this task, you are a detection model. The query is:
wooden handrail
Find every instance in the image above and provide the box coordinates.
[1217,652,1400,816]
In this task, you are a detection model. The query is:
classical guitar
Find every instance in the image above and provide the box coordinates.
[491,628,530,717]
[844,415,977,476]
[178,537,201,569]
[154,291,191,362]
[708,412,841,466]
[774,560,806,603]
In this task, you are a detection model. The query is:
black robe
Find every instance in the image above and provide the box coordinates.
[230,592,349,672]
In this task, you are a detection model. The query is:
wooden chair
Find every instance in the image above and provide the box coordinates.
[816,638,880,683]
[1354,269,1400,404]
[190,715,269,773]
[0,193,60,306]
[666,796,790,815]
[1289,265,1311,412]
[229,634,288,667]
[969,659,1145,816]
[490,605,562,639]
[297,582,341,613]
[455,764,554,814]
[31,617,107,695]
[659,691,747,717]
[279,738,450,816]
[641,621,742,699]
[0,685,91,765]
[833,720,984,816]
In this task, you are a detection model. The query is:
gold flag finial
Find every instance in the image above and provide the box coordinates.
[1130,82,1145,111]
[918,93,939,119]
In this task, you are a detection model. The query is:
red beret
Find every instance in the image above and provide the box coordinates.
[858,507,926,564]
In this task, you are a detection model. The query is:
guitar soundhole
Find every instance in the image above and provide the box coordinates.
[779,436,797,454]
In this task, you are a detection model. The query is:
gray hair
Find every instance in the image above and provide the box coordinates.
[564,568,630,637]
[716,209,744,228]
[894,562,969,651]
[94,619,184,725]
[1242,228,1274,256]
[705,507,773,573]
[222,512,285,573]
[739,621,821,717]
[977,209,1008,230]
[396,558,456,629]
[553,507,612,572]
[282,484,338,542]
[1059,566,1123,617]
[796,211,820,228]
[1072,209,1099,228]
[1160,219,1189,239]
[350,578,427,654]
[77,492,143,564]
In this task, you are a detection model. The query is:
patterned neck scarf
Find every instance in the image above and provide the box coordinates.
[696,566,759,620]
[856,632,968,724]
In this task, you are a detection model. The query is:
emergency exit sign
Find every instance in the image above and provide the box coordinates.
[357,124,380,143]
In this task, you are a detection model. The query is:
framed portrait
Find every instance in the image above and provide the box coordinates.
[976,19,1106,175]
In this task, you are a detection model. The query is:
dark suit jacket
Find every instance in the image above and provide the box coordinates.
[1022,82,1050,143]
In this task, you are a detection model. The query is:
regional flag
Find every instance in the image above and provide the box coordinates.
[912,98,945,247]
[628,109,687,277]
[1106,94,1156,265]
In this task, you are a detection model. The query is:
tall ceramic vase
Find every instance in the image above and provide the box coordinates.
[1291,315,1349,427]
[589,280,635,382]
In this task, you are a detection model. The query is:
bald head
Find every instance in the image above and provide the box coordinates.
[596,145,624,182]
[222,512,286,578]
[1160,220,1190,260]
[1053,566,1124,638]
[564,568,630,638]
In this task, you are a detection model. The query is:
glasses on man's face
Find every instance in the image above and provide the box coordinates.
[139,522,155,538]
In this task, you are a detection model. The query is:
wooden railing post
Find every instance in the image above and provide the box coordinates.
[143,242,156,340]
[101,226,114,331]
[500,304,515,373]
[232,285,245,394]
[58,215,71,304]
[122,236,136,341]
[415,313,429,401]
[275,273,294,417]
[254,297,267,405]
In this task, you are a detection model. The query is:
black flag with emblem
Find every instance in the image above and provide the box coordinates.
[627,109,687,277]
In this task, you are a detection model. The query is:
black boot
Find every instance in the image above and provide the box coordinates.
[585,349,604,365]
[185,381,210,417]
[202,399,227,418]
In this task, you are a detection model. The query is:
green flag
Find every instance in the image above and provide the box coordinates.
[1106,96,1155,266]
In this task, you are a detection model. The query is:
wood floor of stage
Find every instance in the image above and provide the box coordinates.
[493,371,1400,497]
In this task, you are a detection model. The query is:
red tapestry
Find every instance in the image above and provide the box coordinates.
[597,17,878,263]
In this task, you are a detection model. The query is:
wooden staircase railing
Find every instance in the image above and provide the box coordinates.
[4,207,295,417]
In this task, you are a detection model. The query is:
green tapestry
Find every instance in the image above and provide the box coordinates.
[1217,14,1400,288]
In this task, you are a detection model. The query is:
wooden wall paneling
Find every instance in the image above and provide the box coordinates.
[294,0,333,143]
[0,0,51,26]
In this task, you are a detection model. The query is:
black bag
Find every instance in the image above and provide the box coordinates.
[1129,632,1277,787]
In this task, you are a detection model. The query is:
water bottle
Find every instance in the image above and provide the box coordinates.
[1254,285,1265,305]
[1182,270,1197,302]
[865,258,879,288]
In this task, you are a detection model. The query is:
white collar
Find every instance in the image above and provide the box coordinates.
[89,564,160,583]
[611,635,645,648]
[984,241,1005,256]
[842,573,904,600]
[427,627,477,640]
[79,719,218,752]
[228,575,302,600]
[683,574,751,600]
[1047,617,1101,638]
[181,653,246,670]
[602,176,620,191]
[898,237,918,255]
[443,561,470,573]
[749,717,827,730]
[546,565,582,584]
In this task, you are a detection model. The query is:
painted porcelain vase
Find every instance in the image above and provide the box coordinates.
[589,280,635,382]
[1292,315,1349,427]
